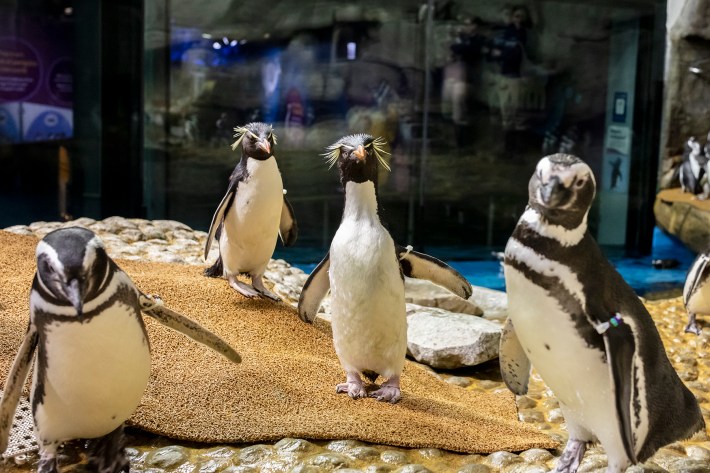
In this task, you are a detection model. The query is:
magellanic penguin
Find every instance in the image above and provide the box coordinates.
[679,136,708,196]
[0,227,241,473]
[683,250,710,334]
[204,122,298,301]
[500,154,705,473]
[298,134,472,403]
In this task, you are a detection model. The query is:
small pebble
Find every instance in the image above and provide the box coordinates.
[446,376,473,388]
[381,451,408,465]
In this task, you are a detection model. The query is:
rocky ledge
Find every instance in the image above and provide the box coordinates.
[654,188,710,253]
[2,217,709,473]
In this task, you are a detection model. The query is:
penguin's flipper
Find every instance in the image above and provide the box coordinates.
[0,324,38,453]
[279,196,298,247]
[598,312,639,464]
[499,317,530,395]
[298,252,330,323]
[395,244,472,299]
[138,293,241,364]
[204,182,238,260]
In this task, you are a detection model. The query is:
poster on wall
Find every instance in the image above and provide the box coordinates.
[0,11,73,144]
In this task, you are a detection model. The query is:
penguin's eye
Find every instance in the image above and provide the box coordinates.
[575,178,585,188]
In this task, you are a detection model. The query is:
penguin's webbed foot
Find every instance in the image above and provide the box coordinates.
[38,446,59,473]
[685,314,702,335]
[228,277,261,298]
[369,375,401,404]
[87,425,130,473]
[252,276,282,302]
[336,372,367,399]
[553,439,587,473]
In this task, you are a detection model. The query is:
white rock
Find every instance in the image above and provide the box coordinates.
[406,304,501,369]
[405,278,482,316]
[469,286,508,322]
[3,225,33,236]
[152,219,192,231]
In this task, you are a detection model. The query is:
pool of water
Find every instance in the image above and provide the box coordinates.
[284,228,697,297]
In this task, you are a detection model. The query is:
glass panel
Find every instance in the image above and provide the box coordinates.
[143,0,663,261]
[0,2,75,226]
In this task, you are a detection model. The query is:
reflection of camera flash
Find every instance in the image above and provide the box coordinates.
[347,42,357,60]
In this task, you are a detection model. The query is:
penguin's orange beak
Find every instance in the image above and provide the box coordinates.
[258,139,271,155]
[353,145,366,161]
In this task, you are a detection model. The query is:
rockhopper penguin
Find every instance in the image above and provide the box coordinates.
[500,154,704,473]
[204,122,298,301]
[0,227,241,473]
[298,134,472,403]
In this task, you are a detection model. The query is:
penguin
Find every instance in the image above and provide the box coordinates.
[683,250,710,335]
[298,134,472,403]
[679,136,707,195]
[204,122,298,301]
[0,227,241,473]
[499,154,704,473]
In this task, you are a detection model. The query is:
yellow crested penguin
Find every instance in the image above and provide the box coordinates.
[204,122,298,301]
[0,227,241,473]
[501,154,704,473]
[298,134,472,403]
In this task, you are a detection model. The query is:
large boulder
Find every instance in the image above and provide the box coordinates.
[405,278,483,316]
[406,304,502,370]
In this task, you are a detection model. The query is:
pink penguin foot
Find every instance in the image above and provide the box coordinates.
[369,375,401,403]
[336,372,367,399]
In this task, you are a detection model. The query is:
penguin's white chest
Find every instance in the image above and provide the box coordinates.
[33,301,151,442]
[504,255,619,445]
[221,157,283,274]
[685,273,710,315]
[328,182,407,378]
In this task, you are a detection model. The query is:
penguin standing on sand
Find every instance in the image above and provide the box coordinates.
[204,122,298,301]
[679,136,707,195]
[683,250,710,334]
[0,227,241,473]
[500,154,704,473]
[298,134,472,403]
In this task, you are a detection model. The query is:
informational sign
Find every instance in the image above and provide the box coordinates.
[606,125,631,155]
[612,91,627,123]
[0,10,73,144]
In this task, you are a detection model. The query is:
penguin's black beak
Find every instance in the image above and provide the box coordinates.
[540,177,566,207]
[257,138,271,155]
[353,145,366,162]
[64,278,84,318]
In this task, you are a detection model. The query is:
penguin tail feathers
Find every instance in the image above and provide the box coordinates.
[362,370,379,383]
[204,255,224,278]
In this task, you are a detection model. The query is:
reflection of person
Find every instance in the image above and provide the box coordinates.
[492,4,535,148]
[284,88,305,146]
[212,112,231,147]
[443,18,488,144]
[494,5,531,78]
[609,156,623,190]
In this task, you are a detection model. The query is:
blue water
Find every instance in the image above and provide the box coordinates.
[288,228,697,297]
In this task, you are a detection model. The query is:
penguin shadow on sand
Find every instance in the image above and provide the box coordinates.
[298,134,472,404]
[501,154,705,473]
[203,122,298,302]
[0,227,241,473]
